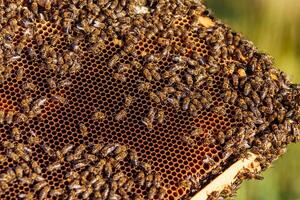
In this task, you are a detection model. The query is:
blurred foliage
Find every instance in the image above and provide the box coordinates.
[205,1,300,200]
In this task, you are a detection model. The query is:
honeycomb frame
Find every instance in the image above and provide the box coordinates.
[0,0,299,200]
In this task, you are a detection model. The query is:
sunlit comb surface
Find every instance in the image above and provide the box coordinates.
[0,0,299,199]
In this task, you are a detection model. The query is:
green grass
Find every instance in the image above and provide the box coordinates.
[205,1,300,199]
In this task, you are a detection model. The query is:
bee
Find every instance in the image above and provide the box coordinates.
[136,171,145,186]
[113,72,127,82]
[28,131,41,145]
[7,150,20,162]
[84,153,98,162]
[142,117,153,130]
[58,79,72,88]
[138,82,152,92]
[232,74,239,89]
[69,61,82,74]
[115,109,127,121]
[18,192,35,200]
[0,110,4,124]
[133,194,143,200]
[140,162,152,173]
[5,110,15,124]
[39,185,50,200]
[153,173,162,187]
[34,181,48,192]
[103,161,112,178]
[182,96,191,111]
[60,144,74,156]
[217,131,225,144]
[20,163,31,175]
[185,73,193,87]
[157,110,164,124]
[167,97,180,110]
[182,135,195,147]
[223,90,231,103]
[243,82,251,96]
[47,162,61,172]
[148,185,157,199]
[31,97,47,112]
[49,188,64,197]
[51,95,67,104]
[124,95,134,108]
[143,68,152,81]
[15,113,29,124]
[101,143,119,157]
[211,106,226,115]
[129,149,138,166]
[16,67,24,81]
[203,155,215,166]
[73,160,88,169]
[21,96,32,113]
[131,60,143,70]
[169,74,181,85]
[118,64,131,73]
[149,92,161,104]
[230,90,238,104]
[191,127,203,137]
[47,78,57,89]
[108,54,120,68]
[79,123,88,136]
[23,82,37,91]
[31,161,42,174]
[42,144,55,157]
[150,69,161,81]
[11,127,21,141]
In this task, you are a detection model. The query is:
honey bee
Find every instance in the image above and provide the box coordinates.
[230,90,238,104]
[31,97,47,112]
[149,92,161,104]
[0,110,4,124]
[47,162,62,172]
[169,74,181,85]
[49,188,64,197]
[79,123,88,136]
[157,110,164,124]
[123,95,134,108]
[191,127,203,137]
[51,95,67,104]
[32,161,42,174]
[39,185,50,200]
[211,106,226,115]
[42,144,55,158]
[11,127,21,141]
[182,134,195,147]
[5,110,15,124]
[23,82,37,91]
[20,163,31,175]
[203,155,215,166]
[167,97,180,110]
[103,161,112,178]
[69,61,82,74]
[153,173,162,188]
[7,150,19,162]
[15,113,29,124]
[136,171,145,186]
[131,60,143,70]
[217,131,225,144]
[18,192,34,200]
[101,143,119,157]
[115,109,127,121]
[148,185,157,199]
[182,96,191,111]
[108,54,120,68]
[58,79,72,88]
[138,82,152,93]
[113,72,127,82]
[151,69,161,81]
[232,74,239,89]
[16,67,24,81]
[129,149,138,166]
[15,165,23,179]
[157,187,167,199]
[142,117,153,130]
[118,64,131,73]
[143,68,152,82]
[34,181,48,192]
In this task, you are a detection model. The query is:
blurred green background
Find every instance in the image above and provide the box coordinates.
[205,0,300,200]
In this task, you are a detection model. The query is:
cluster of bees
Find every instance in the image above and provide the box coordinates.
[1,136,165,199]
[0,0,299,199]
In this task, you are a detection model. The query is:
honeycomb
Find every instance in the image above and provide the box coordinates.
[0,0,299,199]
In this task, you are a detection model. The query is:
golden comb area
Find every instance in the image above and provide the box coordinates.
[0,0,299,200]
